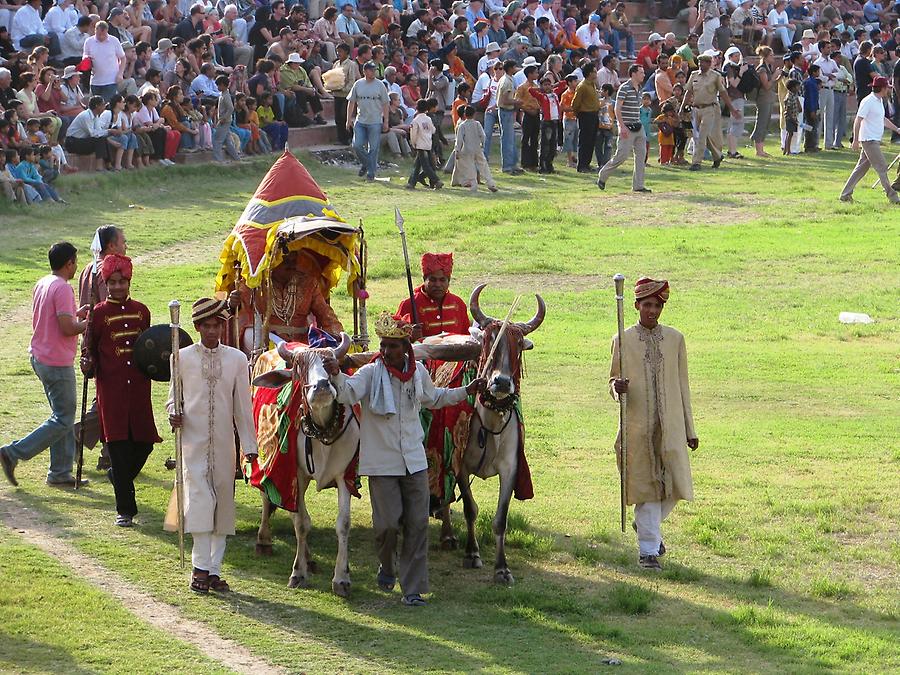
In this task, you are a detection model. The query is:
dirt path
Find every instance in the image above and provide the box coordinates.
[0,496,285,675]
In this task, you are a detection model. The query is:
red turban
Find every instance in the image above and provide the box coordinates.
[100,254,133,282]
[421,252,453,277]
[634,277,669,303]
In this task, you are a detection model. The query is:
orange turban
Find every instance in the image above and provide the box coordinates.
[100,254,133,281]
[421,252,453,277]
[634,277,670,303]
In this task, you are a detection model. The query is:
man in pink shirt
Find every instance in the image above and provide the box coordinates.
[0,242,90,487]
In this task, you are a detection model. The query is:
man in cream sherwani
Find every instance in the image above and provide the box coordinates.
[166,297,257,594]
[324,312,485,607]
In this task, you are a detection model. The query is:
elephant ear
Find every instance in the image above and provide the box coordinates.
[253,369,293,389]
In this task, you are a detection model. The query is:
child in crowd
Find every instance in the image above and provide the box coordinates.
[213,74,241,163]
[385,93,412,157]
[25,118,43,144]
[595,83,615,170]
[560,74,579,168]
[41,118,75,174]
[450,82,470,128]
[246,98,271,153]
[38,145,59,183]
[184,99,212,150]
[234,93,260,155]
[11,146,64,203]
[802,63,820,153]
[527,74,561,174]
[640,92,652,167]
[654,101,678,165]
[426,97,446,168]
[783,79,801,156]
[408,98,443,190]
[451,104,497,192]
[0,150,28,204]
[672,83,691,165]
[256,92,288,152]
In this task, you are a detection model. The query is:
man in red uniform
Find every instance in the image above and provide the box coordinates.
[82,254,161,528]
[395,253,474,524]
[76,224,128,471]
[396,252,470,339]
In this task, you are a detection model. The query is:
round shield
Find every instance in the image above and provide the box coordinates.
[134,324,194,382]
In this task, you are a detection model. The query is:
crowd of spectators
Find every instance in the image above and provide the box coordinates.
[1,0,899,203]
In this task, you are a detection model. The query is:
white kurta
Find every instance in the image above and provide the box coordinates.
[332,360,468,476]
[166,342,257,535]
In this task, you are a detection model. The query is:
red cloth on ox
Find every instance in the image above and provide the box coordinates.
[249,343,360,512]
[513,411,534,500]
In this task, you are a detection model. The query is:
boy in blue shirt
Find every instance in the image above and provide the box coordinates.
[11,147,64,204]
[803,64,821,153]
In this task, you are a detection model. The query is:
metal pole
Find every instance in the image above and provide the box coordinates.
[169,300,186,568]
[614,274,627,533]
[394,208,419,324]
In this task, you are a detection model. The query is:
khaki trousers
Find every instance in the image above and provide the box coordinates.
[841,141,900,203]
[598,128,646,189]
[692,104,723,166]
[369,470,430,596]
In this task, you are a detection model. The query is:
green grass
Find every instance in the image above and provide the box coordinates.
[0,530,229,674]
[0,141,899,673]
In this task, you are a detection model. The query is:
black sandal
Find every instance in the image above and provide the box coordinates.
[190,569,210,594]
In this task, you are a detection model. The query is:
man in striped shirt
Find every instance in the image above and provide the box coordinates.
[597,64,650,192]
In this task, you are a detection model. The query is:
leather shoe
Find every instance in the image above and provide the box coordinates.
[633,187,652,193]
[0,448,17,487]
[689,164,701,171]
[46,476,90,488]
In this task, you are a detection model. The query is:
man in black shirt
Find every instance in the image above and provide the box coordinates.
[175,5,205,42]
[853,41,875,101]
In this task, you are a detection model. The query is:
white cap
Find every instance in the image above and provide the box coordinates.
[701,48,720,57]
[522,55,539,67]
[485,41,500,52]
[648,32,663,42]
[287,52,304,64]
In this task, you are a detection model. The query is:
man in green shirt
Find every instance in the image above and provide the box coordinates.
[279,52,326,126]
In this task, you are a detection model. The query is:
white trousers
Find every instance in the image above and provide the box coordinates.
[699,17,720,53]
[634,497,677,556]
[191,532,228,575]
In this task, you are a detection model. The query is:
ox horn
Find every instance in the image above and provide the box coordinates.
[517,294,546,335]
[277,341,295,366]
[469,283,496,329]
[332,332,351,360]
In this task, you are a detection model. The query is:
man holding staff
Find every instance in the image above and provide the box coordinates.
[165,298,257,594]
[609,278,698,571]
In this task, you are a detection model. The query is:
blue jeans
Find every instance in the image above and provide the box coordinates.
[498,108,518,172]
[90,83,118,102]
[614,29,635,55]
[353,122,382,179]
[3,357,77,481]
[483,108,500,160]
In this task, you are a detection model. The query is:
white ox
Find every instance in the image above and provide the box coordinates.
[252,333,360,597]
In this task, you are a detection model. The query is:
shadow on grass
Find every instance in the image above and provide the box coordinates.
[0,632,96,675]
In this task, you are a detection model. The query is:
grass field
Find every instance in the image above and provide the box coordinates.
[0,142,898,674]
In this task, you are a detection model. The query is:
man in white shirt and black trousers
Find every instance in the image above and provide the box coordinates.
[839,76,900,204]
[324,312,485,607]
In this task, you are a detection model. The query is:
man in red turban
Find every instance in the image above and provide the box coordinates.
[609,276,698,571]
[82,253,161,528]
[394,253,475,541]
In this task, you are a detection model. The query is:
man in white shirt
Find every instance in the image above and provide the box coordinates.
[190,63,220,98]
[324,313,484,607]
[12,0,60,55]
[839,77,900,204]
[477,41,501,75]
[82,20,124,100]
[43,0,78,42]
[60,15,92,64]
[597,54,621,90]
[575,13,603,48]
[814,41,839,149]
[533,0,557,28]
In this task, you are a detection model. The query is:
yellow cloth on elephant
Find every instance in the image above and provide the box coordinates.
[608,323,696,506]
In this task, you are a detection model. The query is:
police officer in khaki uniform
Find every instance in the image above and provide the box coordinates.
[681,52,740,171]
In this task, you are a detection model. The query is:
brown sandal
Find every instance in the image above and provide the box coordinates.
[208,575,230,593]
[190,569,210,594]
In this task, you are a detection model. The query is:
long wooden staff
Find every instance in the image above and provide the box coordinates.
[169,300,186,568]
[354,220,370,350]
[75,254,99,490]
[614,273,627,533]
[394,208,419,324]
[477,295,522,380]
